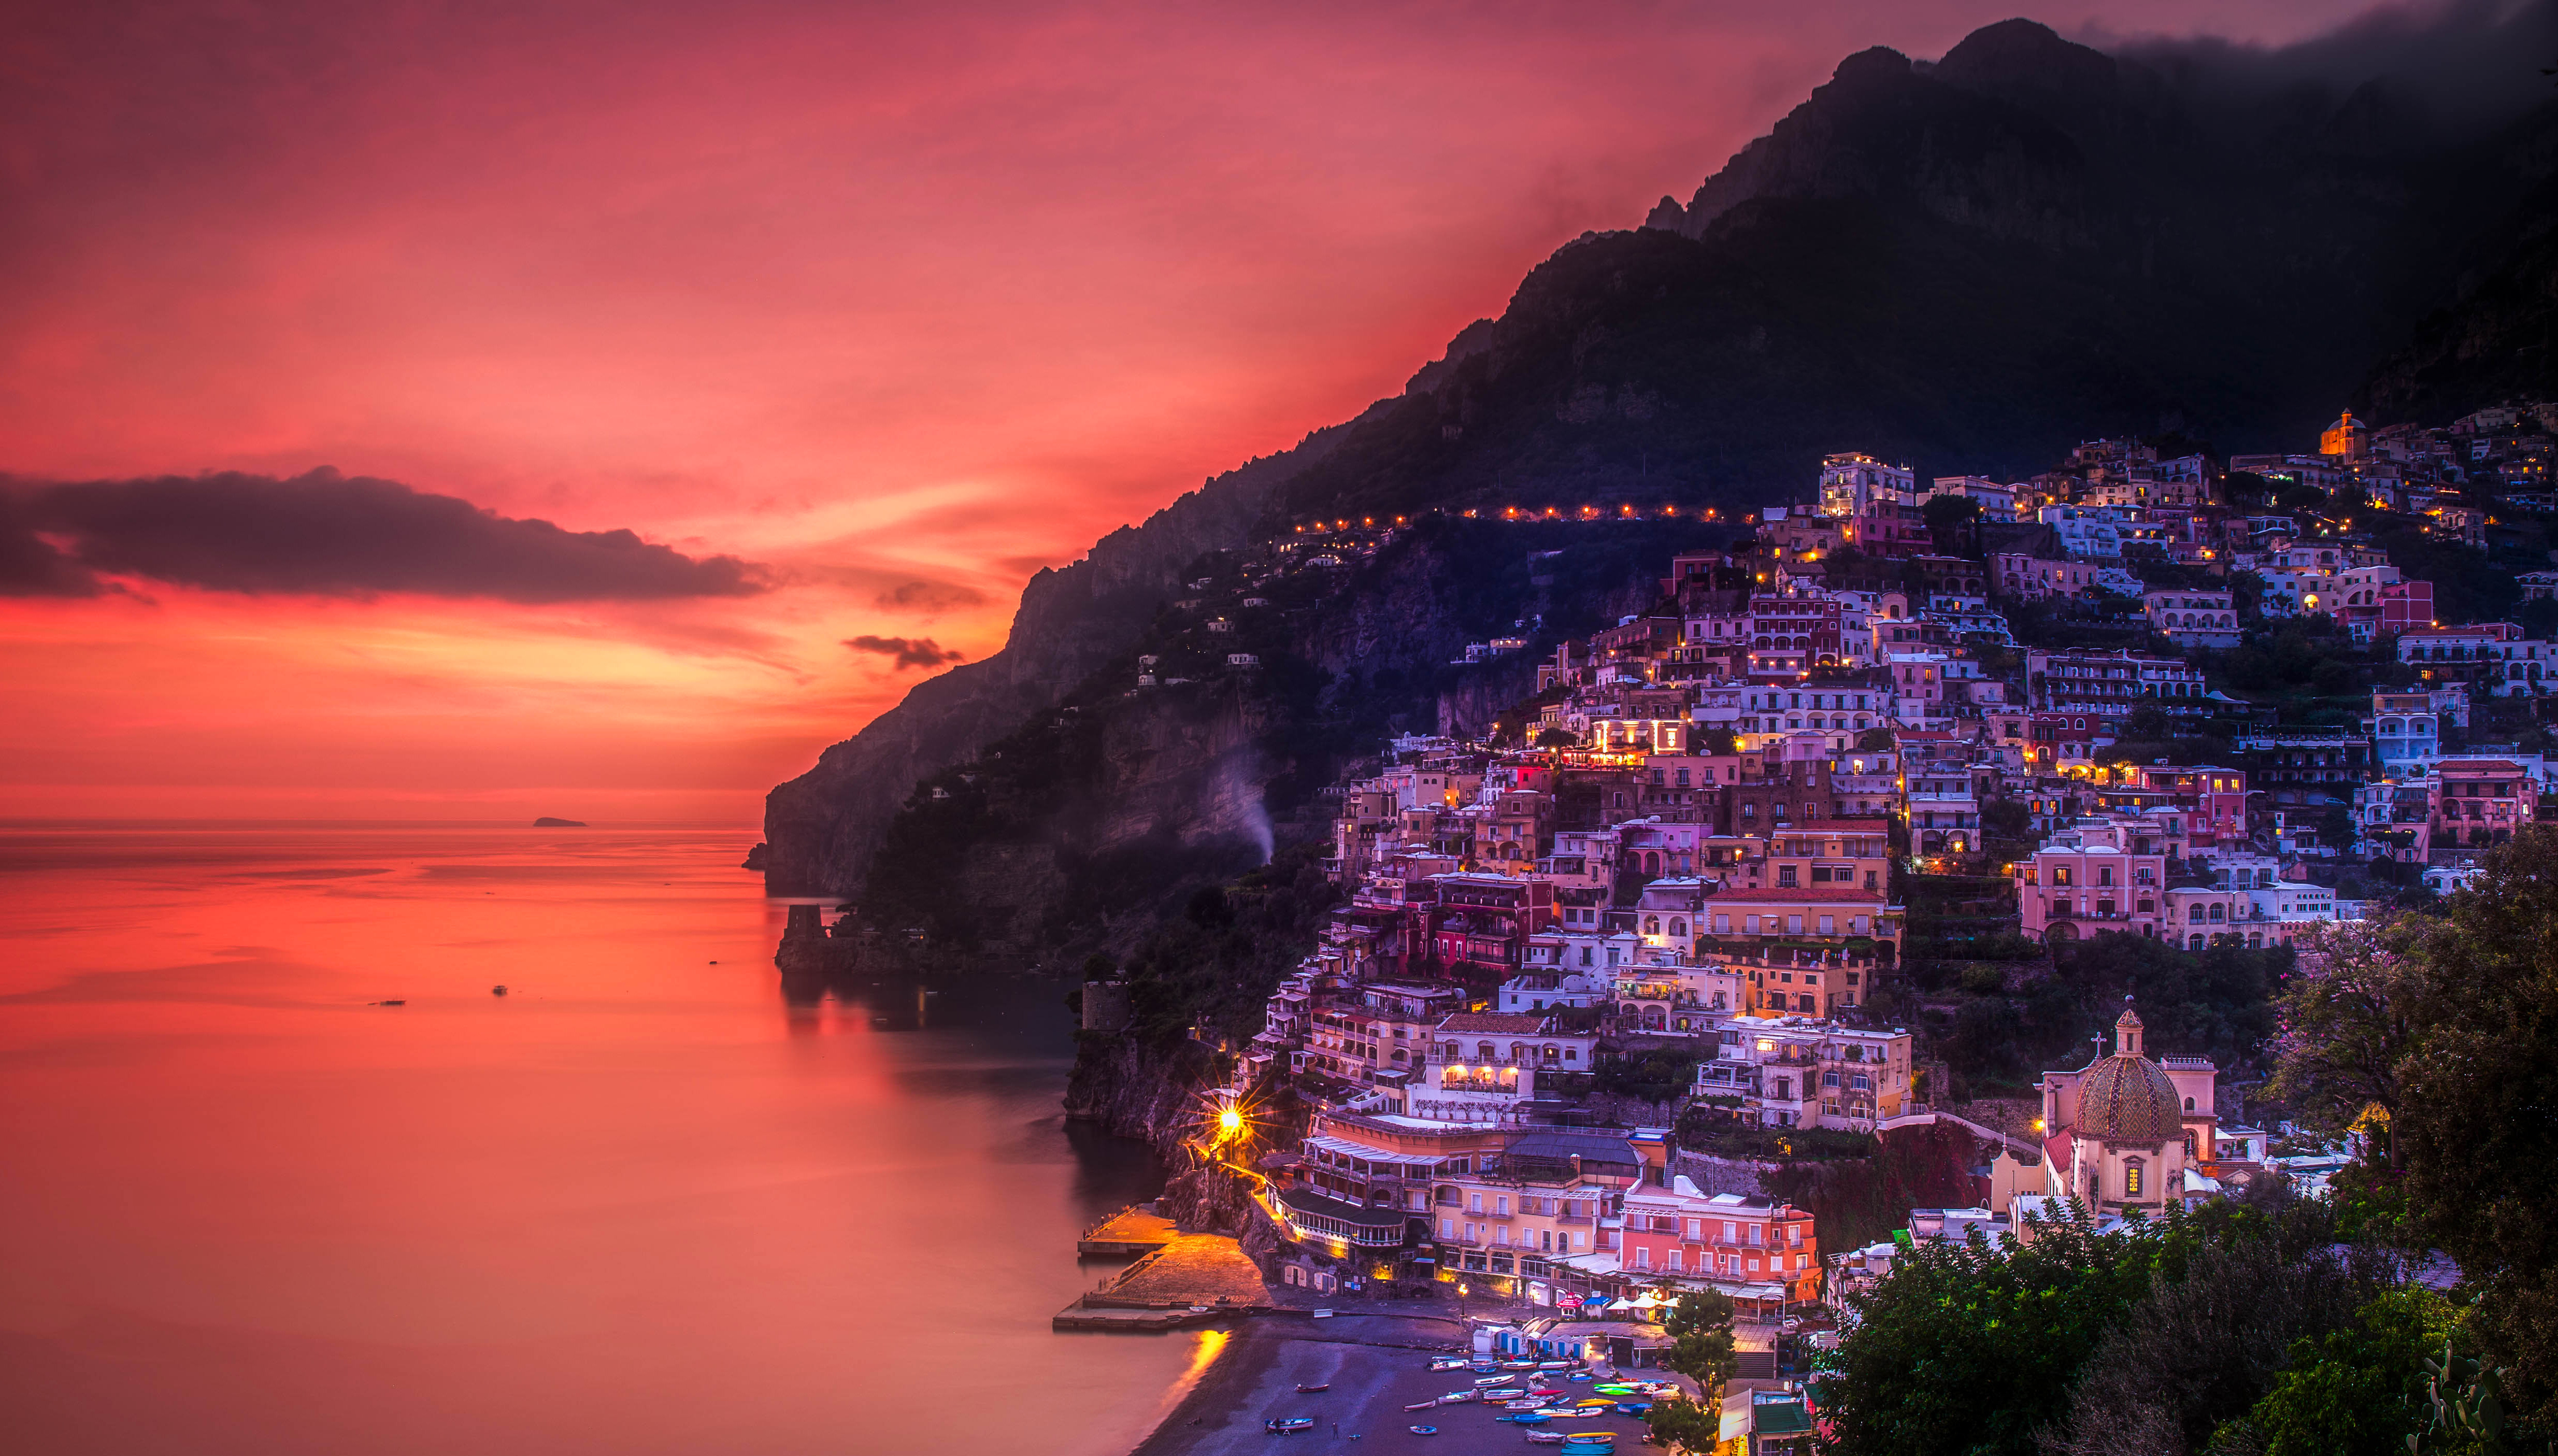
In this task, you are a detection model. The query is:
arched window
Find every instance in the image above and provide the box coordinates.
[1643,916,1661,935]
[1477,1041,1495,1062]
[2124,1159,2145,1198]
[2208,904,2225,922]
[2188,904,2204,922]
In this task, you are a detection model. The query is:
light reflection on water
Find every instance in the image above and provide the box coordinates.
[0,823,1191,1456]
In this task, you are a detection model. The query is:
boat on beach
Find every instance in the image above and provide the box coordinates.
[1405,1401,1440,1411]
[1265,1416,1314,1434]
[1294,1383,1330,1393]
[1523,1434,1569,1446]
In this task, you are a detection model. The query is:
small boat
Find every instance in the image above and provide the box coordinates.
[1404,1401,1439,1412]
[1266,1417,1315,1434]
[1482,1388,1525,1400]
[1610,1403,1651,1416]
[1295,1383,1330,1394]
[1431,1358,1469,1371]
[1474,1376,1511,1388]
[1524,1435,1569,1447]
[1469,1363,1499,1374]
[1537,1361,1576,1371]
[1438,1391,1478,1404]
[1566,1373,1593,1382]
[1560,1435,1616,1449]
[1407,1426,1437,1436]
[1502,1360,1539,1371]
[1504,1401,1547,1412]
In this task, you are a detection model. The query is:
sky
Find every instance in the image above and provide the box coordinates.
[0,0,2425,823]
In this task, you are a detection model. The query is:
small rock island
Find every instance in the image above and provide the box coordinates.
[532,817,587,827]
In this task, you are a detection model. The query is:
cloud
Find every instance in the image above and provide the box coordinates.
[0,469,767,602]
[844,634,963,669]
[873,578,988,614]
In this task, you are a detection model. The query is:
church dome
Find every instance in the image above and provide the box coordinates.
[2078,1051,2184,1143]
[2075,1003,2183,1143]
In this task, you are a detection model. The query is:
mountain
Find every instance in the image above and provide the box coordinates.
[765,12,2558,905]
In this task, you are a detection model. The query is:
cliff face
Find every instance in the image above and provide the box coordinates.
[849,516,1721,954]
[762,423,1358,894]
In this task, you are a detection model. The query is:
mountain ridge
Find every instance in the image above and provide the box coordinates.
[764,10,2558,901]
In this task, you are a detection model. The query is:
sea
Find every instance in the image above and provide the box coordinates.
[0,822,1214,1456]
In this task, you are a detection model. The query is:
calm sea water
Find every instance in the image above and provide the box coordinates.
[0,823,1208,1456]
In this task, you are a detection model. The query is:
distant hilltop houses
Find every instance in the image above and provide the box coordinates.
[1092,401,2558,1337]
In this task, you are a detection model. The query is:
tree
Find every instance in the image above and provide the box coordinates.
[2394,825,2558,1429]
[1819,1203,2234,1456]
[2211,1286,2463,1456]
[2266,917,2433,1163]
[1662,1289,1738,1389]
[1983,797,2033,838]
[1644,1398,1720,1454]
[1536,726,1580,748]
[1923,494,1984,559]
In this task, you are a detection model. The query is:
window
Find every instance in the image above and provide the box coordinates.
[2124,1160,2144,1198]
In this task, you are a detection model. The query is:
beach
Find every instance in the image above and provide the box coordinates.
[1131,1316,1661,1456]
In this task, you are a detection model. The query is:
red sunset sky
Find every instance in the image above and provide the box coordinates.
[0,0,2379,822]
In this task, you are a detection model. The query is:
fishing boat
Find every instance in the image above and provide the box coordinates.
[1474,1376,1512,1387]
[1524,1433,1569,1447]
[1501,1360,1539,1371]
[1561,1434,1617,1448]
[1611,1403,1652,1416]
[1295,1383,1330,1394]
[1430,1358,1469,1371]
[1537,1361,1576,1371]
[1265,1417,1315,1434]
[1504,1401,1547,1412]
[1437,1391,1478,1404]
[1495,1411,1552,1425]
[1565,1373,1593,1382]
[1407,1426,1437,1436]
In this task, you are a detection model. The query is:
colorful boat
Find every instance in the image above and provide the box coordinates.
[1266,1416,1315,1433]
[1474,1376,1513,1387]
[1560,1435,1617,1449]
[1611,1403,1651,1416]
[1565,1373,1593,1382]
[1407,1426,1437,1436]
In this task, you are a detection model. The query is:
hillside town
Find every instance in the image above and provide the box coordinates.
[1074,403,2558,1435]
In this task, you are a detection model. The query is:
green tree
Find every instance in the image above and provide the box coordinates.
[2209,1285,2462,1456]
[1644,1397,1721,1454]
[2267,917,2433,1163]
[2396,825,2558,1430]
[1819,1203,2237,1456]
[1662,1289,1738,1389]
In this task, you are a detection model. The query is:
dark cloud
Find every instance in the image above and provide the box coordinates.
[0,469,766,602]
[844,634,963,669]
[2101,0,2558,144]
[873,578,987,614]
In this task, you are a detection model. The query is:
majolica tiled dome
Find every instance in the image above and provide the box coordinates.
[2078,1004,2183,1143]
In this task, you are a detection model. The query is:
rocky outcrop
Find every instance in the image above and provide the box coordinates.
[1064,1033,1224,1157]
[761,423,1362,895]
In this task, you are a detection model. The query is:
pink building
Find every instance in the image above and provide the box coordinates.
[2014,819,2170,947]
[1618,1177,1820,1312]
